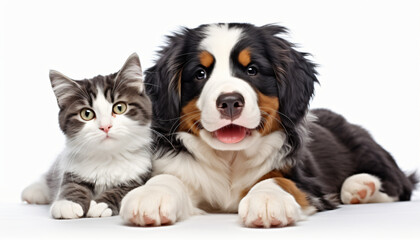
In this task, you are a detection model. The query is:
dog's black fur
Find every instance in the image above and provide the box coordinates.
[145,23,417,210]
[290,109,417,209]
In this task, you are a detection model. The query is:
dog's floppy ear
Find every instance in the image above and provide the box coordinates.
[262,24,318,155]
[144,29,188,135]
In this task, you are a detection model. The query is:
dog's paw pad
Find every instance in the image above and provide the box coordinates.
[357,188,368,199]
[270,218,283,226]
[160,215,171,225]
[143,215,156,225]
[252,217,264,227]
[365,182,376,194]
[341,174,380,204]
[350,198,360,204]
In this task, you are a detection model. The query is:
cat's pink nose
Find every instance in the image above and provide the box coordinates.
[99,125,112,133]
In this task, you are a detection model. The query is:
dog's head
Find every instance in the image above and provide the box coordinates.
[146,23,317,155]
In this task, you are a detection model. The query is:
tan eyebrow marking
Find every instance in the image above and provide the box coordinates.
[199,51,214,68]
[238,48,251,66]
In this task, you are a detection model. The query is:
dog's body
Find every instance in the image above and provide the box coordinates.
[120,23,417,227]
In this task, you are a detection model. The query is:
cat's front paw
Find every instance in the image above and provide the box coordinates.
[86,200,113,218]
[50,200,84,219]
[239,188,303,228]
[120,186,178,226]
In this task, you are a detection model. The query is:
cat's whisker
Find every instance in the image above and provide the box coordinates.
[150,129,177,151]
[169,113,201,136]
[141,82,160,88]
[155,109,201,123]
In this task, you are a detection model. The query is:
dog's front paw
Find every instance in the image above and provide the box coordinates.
[120,185,178,226]
[50,200,84,219]
[239,182,303,228]
[86,200,113,218]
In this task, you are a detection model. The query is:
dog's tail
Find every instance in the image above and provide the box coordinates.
[408,171,419,188]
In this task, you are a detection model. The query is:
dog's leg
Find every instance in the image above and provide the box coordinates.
[341,173,398,204]
[312,109,417,201]
[239,175,316,228]
[120,174,198,226]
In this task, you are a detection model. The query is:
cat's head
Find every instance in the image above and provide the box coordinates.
[50,53,152,152]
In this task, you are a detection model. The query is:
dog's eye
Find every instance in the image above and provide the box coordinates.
[195,68,207,80]
[247,66,258,76]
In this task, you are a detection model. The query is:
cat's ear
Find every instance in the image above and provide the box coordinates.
[49,70,79,108]
[115,53,144,93]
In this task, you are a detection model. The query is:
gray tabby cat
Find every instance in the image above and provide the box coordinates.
[21,53,153,219]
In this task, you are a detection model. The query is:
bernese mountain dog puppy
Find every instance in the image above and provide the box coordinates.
[120,23,417,228]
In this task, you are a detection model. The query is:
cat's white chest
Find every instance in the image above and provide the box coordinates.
[60,150,151,193]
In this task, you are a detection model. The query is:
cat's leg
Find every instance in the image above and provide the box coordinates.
[86,183,139,218]
[22,157,62,205]
[21,176,50,204]
[120,174,199,226]
[341,173,398,204]
[50,172,94,219]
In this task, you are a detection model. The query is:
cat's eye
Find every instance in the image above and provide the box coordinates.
[113,102,127,115]
[247,65,258,76]
[80,108,95,121]
[195,68,207,80]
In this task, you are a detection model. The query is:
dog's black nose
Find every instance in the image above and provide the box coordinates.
[216,92,245,120]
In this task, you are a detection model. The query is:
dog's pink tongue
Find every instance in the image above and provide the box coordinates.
[214,125,247,144]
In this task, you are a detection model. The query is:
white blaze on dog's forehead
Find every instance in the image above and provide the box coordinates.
[197,24,260,133]
[197,24,245,111]
[200,24,243,77]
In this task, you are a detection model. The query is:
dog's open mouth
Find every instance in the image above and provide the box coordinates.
[212,124,252,144]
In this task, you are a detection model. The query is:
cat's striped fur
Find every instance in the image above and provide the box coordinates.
[22,53,153,219]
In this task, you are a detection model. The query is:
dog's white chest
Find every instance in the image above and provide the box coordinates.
[153,132,287,212]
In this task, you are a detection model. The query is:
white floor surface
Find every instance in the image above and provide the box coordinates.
[1,192,420,240]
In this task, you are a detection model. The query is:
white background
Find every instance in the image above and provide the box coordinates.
[1,0,419,206]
